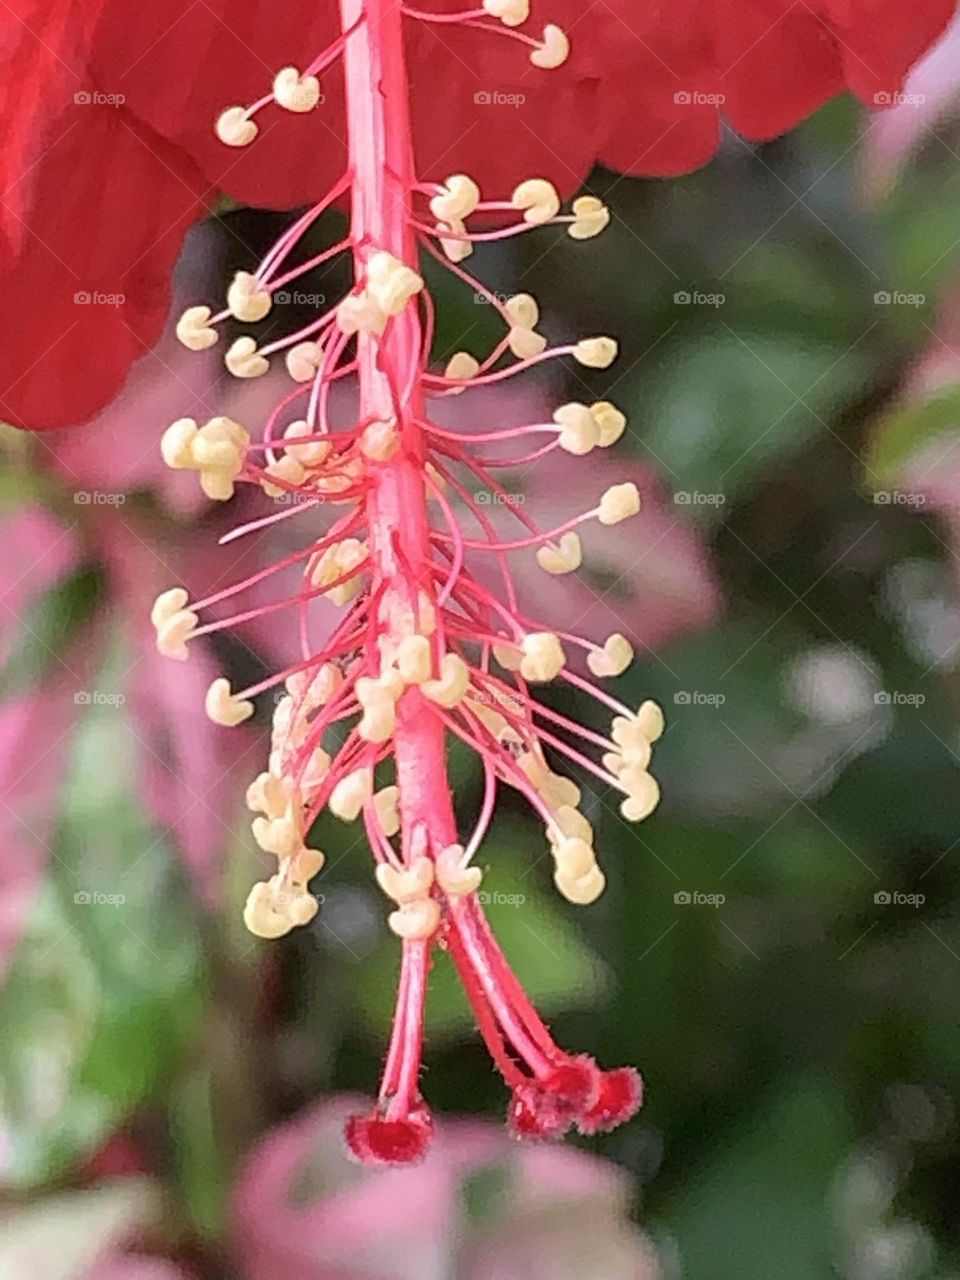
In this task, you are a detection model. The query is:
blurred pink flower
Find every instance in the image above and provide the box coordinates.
[231,1097,662,1280]
[0,506,86,980]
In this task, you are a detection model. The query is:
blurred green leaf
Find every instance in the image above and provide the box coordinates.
[626,334,871,512]
[665,1076,852,1280]
[0,692,204,1186]
[865,385,960,487]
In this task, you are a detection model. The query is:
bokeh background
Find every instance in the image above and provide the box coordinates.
[4,15,960,1280]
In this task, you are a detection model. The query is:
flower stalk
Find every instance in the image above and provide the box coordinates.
[156,0,661,1165]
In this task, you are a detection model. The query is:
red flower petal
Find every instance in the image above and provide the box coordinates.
[0,106,207,429]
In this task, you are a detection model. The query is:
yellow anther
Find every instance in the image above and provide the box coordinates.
[397,634,433,685]
[360,419,400,462]
[283,419,331,467]
[554,402,600,455]
[215,106,258,147]
[151,587,188,629]
[539,769,581,810]
[272,65,321,112]
[310,539,367,605]
[519,632,565,682]
[429,174,481,222]
[574,336,618,368]
[336,290,387,336]
[619,770,661,822]
[373,786,400,838]
[636,700,665,742]
[246,771,290,818]
[175,306,218,351]
[388,898,441,940]
[227,271,271,322]
[438,219,473,263]
[598,482,640,525]
[205,677,254,727]
[568,196,610,240]
[252,803,301,858]
[436,844,483,896]
[285,340,322,383]
[555,865,605,905]
[482,0,529,26]
[587,633,634,678]
[422,652,470,708]
[155,607,198,661]
[376,855,435,904]
[262,453,306,498]
[536,532,582,575]
[551,805,595,845]
[328,767,373,821]
[505,294,539,329]
[161,418,199,469]
[552,836,596,880]
[591,401,627,447]
[444,351,480,388]
[225,335,269,378]
[530,23,570,69]
[508,326,547,360]
[511,178,561,225]
[365,251,424,316]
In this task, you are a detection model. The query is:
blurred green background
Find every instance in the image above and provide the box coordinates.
[4,64,960,1280]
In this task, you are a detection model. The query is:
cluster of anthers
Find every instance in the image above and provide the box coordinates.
[153,0,663,1166]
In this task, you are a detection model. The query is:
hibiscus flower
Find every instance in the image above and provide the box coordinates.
[0,0,952,430]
